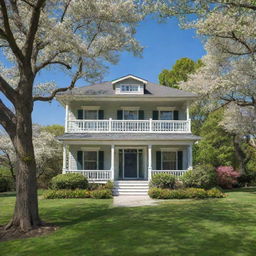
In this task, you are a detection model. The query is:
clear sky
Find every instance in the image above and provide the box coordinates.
[2,17,205,127]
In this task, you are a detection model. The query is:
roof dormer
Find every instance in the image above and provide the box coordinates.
[112,75,147,95]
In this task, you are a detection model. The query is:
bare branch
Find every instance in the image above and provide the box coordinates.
[33,58,83,102]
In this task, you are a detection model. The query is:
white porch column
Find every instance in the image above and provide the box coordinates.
[65,104,69,133]
[186,103,190,120]
[148,145,152,180]
[188,144,193,170]
[186,103,191,133]
[110,144,115,180]
[62,144,67,173]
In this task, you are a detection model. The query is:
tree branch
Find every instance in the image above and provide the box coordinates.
[60,0,72,22]
[0,99,16,138]
[33,58,83,102]
[0,0,25,63]
[24,0,46,59]
[0,74,17,104]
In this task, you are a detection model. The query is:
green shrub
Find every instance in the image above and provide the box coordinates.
[0,168,13,192]
[150,173,176,189]
[43,189,90,199]
[148,187,225,199]
[90,189,112,199]
[51,173,88,190]
[207,188,225,198]
[104,181,114,190]
[181,164,217,189]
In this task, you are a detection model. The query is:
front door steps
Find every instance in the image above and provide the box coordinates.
[113,180,149,196]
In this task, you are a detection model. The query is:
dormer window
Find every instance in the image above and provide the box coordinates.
[112,75,147,95]
[120,84,139,93]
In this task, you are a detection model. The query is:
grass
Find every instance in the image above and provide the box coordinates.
[1,188,256,256]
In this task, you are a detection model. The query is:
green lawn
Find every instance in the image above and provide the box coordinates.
[1,189,256,256]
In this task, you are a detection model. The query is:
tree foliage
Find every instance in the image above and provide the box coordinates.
[158,57,202,89]
[194,109,236,167]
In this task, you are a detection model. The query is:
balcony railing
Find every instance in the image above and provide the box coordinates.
[67,119,191,133]
[65,170,112,181]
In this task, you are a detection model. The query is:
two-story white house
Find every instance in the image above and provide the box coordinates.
[56,75,200,195]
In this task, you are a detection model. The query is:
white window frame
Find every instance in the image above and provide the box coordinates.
[121,84,139,92]
[157,107,175,120]
[81,106,100,120]
[161,151,178,170]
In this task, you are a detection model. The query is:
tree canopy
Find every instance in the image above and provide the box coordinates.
[158,58,202,88]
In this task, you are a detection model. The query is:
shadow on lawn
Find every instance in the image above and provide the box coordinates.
[34,197,256,256]
[225,187,256,194]
[0,192,16,198]
[1,191,256,256]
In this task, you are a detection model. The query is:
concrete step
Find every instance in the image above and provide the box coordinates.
[113,191,148,196]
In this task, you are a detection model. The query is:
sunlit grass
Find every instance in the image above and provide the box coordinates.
[1,188,256,256]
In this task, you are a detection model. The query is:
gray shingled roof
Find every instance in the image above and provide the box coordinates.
[57,80,197,98]
[57,133,200,141]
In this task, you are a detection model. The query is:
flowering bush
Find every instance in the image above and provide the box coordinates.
[216,166,240,189]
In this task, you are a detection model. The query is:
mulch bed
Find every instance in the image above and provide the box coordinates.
[0,224,58,242]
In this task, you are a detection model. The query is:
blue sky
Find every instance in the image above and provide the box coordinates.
[2,17,205,127]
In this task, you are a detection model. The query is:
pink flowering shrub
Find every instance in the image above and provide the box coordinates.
[216,166,240,189]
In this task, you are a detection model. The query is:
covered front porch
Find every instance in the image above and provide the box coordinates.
[62,143,193,183]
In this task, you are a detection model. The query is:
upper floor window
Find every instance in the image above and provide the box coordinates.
[159,111,173,120]
[84,110,98,120]
[123,110,138,120]
[120,84,139,93]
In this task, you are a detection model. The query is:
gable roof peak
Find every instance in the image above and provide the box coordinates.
[111,74,148,85]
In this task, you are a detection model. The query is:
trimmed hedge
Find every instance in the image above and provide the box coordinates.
[90,189,113,199]
[51,173,88,190]
[150,173,176,189]
[43,189,112,199]
[43,189,90,199]
[148,187,225,199]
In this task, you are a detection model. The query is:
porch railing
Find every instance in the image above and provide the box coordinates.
[67,119,191,133]
[151,170,187,177]
[65,170,112,182]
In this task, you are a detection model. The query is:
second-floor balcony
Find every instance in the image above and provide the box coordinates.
[66,119,191,133]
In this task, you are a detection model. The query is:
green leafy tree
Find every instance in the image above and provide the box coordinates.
[41,125,64,137]
[158,58,202,89]
[195,109,235,167]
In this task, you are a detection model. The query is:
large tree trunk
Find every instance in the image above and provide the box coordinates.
[6,81,41,232]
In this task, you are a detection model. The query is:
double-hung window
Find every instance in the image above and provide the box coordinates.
[161,151,177,170]
[123,110,138,120]
[159,111,173,120]
[84,110,98,120]
[83,151,98,170]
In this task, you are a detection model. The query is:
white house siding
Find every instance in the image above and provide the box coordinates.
[68,101,188,121]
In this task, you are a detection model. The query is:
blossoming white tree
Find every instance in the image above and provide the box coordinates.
[161,1,256,142]
[0,0,146,231]
[0,124,61,181]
